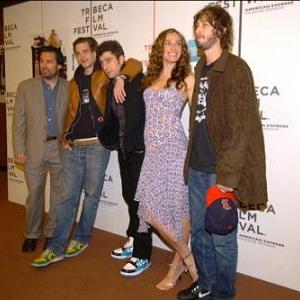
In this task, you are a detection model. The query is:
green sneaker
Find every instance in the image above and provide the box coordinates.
[31,249,64,268]
[64,240,89,258]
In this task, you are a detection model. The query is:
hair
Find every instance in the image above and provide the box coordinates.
[193,4,233,51]
[38,46,65,66]
[142,28,191,90]
[96,40,125,59]
[72,36,98,53]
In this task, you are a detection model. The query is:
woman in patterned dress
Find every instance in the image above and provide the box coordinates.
[135,28,198,290]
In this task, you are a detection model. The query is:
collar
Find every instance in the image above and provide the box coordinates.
[73,61,101,82]
[198,49,230,73]
[41,76,59,90]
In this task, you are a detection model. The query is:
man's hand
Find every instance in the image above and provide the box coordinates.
[114,77,126,103]
[14,153,27,164]
[216,184,234,193]
[61,141,72,151]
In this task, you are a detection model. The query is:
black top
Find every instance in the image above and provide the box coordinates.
[190,63,217,173]
[111,95,126,149]
[102,72,145,153]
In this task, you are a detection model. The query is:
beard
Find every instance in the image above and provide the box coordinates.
[40,69,58,79]
[196,34,218,50]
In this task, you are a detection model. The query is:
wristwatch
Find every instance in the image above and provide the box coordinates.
[115,74,127,81]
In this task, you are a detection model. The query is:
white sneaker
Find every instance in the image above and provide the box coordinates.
[120,257,151,277]
[111,237,134,260]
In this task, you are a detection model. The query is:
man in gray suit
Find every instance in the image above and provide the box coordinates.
[13,46,68,252]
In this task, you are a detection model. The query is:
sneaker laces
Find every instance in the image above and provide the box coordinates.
[135,258,149,267]
[68,240,78,248]
[41,249,56,259]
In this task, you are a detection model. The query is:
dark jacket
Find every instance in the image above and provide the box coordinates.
[102,72,145,154]
[61,59,142,145]
[184,50,268,209]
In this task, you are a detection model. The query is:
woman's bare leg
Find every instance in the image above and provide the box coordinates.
[149,219,198,286]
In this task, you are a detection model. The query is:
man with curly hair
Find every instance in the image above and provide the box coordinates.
[97,39,152,277]
[178,4,268,300]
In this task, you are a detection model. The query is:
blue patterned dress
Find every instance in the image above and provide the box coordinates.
[136,87,189,241]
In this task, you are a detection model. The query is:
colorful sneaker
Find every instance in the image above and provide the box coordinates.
[120,257,151,277]
[31,249,64,268]
[111,237,134,260]
[64,240,89,258]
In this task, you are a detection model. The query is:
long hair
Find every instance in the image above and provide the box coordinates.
[142,28,191,90]
[193,4,233,51]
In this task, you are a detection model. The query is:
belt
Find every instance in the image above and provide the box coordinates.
[70,137,99,147]
[45,136,57,141]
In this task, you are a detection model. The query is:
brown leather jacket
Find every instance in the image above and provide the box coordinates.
[62,58,142,145]
[184,50,268,210]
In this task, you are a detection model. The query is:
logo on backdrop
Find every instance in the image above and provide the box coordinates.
[256,84,289,131]
[73,2,118,38]
[7,157,24,183]
[99,173,118,207]
[238,204,285,248]
[6,91,15,116]
[244,1,294,15]
[0,47,4,97]
[188,39,198,63]
[4,23,20,49]
[208,1,237,9]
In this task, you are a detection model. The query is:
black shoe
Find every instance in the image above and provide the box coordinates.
[177,281,211,300]
[43,238,49,250]
[22,238,37,252]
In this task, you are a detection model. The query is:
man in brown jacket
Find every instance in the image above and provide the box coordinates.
[178,5,268,300]
[31,37,142,267]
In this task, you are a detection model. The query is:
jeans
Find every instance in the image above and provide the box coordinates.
[188,168,237,300]
[118,149,152,260]
[48,143,110,256]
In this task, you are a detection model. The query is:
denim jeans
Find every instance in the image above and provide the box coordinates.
[47,143,110,256]
[188,168,237,300]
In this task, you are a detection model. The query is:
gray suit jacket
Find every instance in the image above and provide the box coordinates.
[13,76,68,167]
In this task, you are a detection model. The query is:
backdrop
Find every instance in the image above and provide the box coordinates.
[4,0,300,292]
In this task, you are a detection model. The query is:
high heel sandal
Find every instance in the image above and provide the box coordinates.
[156,263,187,291]
[183,252,198,282]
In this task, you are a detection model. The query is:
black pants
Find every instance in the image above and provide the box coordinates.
[118,149,152,260]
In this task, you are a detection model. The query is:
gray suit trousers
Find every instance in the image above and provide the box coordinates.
[24,140,63,238]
